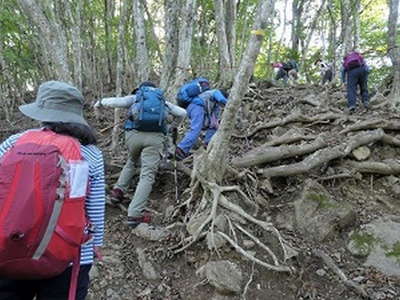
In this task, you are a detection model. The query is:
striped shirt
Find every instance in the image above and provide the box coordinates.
[0,130,105,265]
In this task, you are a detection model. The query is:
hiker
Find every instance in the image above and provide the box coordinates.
[0,81,105,300]
[175,86,229,160]
[315,59,333,85]
[94,81,186,228]
[272,60,299,84]
[341,50,369,112]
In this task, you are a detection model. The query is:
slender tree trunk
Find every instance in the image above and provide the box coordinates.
[214,0,233,86]
[160,0,180,89]
[352,0,361,49]
[111,0,130,152]
[18,0,72,82]
[65,0,83,89]
[202,0,276,183]
[167,0,197,100]
[340,0,352,57]
[387,0,400,104]
[142,0,163,62]
[104,0,113,85]
[327,0,337,75]
[225,0,237,70]
[291,0,305,56]
[133,0,150,84]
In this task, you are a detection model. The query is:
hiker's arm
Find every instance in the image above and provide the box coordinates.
[212,90,228,105]
[341,68,347,83]
[95,95,136,108]
[85,146,106,248]
[0,133,23,158]
[166,101,187,125]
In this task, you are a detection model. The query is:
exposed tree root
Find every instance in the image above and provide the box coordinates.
[233,136,327,168]
[258,129,384,178]
[313,249,370,299]
[349,159,400,175]
[340,119,400,134]
[262,129,317,147]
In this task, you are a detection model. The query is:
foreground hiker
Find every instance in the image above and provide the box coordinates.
[0,81,105,300]
[341,50,369,113]
[175,83,229,160]
[95,81,186,228]
[272,60,299,85]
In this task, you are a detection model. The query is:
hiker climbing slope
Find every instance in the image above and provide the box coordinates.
[272,60,299,85]
[95,81,186,228]
[315,59,333,85]
[341,50,369,113]
[175,78,229,160]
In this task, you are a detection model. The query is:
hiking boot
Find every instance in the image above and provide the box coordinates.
[109,188,125,205]
[127,213,152,228]
[175,147,187,161]
[348,107,356,114]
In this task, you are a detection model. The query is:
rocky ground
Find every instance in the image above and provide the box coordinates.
[2,82,400,300]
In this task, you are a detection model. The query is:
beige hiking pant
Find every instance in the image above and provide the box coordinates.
[115,130,165,217]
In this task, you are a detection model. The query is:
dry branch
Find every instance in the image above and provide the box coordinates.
[340,119,400,134]
[233,136,327,168]
[259,129,384,178]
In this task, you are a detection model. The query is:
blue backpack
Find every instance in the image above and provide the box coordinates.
[126,86,167,133]
[177,77,210,108]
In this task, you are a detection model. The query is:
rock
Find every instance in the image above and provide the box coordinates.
[242,240,255,249]
[392,184,400,196]
[134,223,170,241]
[136,248,160,280]
[347,217,400,276]
[352,146,371,161]
[106,288,122,300]
[294,180,356,241]
[202,261,243,294]
[211,293,236,300]
[275,211,294,231]
[187,210,210,236]
[89,264,99,279]
[316,269,326,276]
[207,232,227,250]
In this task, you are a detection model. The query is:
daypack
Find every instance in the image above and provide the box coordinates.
[0,130,90,292]
[177,77,210,108]
[282,60,297,71]
[343,52,364,70]
[128,86,167,133]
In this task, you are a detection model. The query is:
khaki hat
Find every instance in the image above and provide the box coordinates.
[19,81,88,126]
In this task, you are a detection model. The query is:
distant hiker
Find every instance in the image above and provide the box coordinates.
[175,82,229,160]
[95,82,186,228]
[0,81,105,300]
[315,59,333,85]
[272,60,299,84]
[341,51,369,113]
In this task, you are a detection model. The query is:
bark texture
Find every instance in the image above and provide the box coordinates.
[387,0,400,104]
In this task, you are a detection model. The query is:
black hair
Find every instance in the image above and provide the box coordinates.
[42,122,97,145]
[139,81,156,89]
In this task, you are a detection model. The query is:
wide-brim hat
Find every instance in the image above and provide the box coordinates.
[19,81,88,126]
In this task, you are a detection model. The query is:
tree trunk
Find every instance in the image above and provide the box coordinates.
[166,0,197,100]
[160,0,180,89]
[352,0,361,49]
[214,0,234,86]
[201,0,276,183]
[133,0,150,84]
[340,0,352,57]
[387,0,400,104]
[104,0,113,85]
[225,0,237,71]
[65,0,83,89]
[291,0,305,56]
[18,0,72,82]
[111,0,130,152]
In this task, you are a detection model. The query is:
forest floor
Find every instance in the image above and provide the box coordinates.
[2,82,400,300]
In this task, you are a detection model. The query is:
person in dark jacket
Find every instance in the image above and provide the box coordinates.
[272,60,299,84]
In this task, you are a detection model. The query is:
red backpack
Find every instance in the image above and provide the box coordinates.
[0,130,90,298]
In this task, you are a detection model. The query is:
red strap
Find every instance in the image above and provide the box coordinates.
[68,250,81,300]
[55,226,81,247]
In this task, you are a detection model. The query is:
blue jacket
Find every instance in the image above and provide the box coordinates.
[191,89,228,107]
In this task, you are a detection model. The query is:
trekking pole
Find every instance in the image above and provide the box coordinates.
[172,127,179,203]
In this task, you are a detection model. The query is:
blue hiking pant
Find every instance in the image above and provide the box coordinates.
[177,103,218,154]
[275,68,289,83]
[346,66,369,108]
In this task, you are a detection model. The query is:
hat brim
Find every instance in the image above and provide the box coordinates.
[19,102,89,126]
